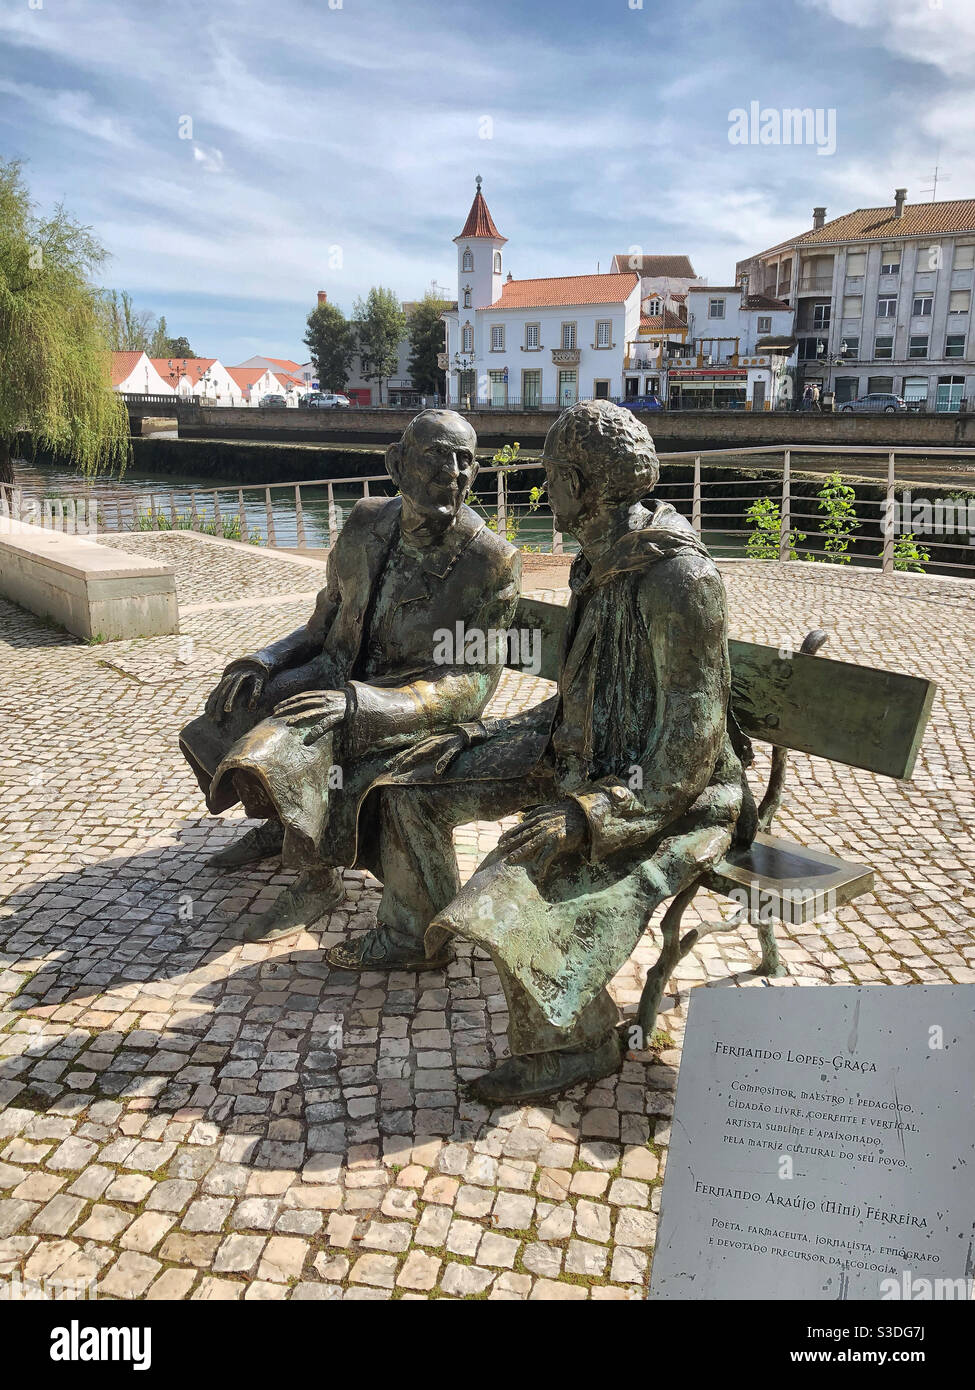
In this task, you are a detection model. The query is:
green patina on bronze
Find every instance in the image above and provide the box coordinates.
[354,400,751,1102]
[178,409,520,939]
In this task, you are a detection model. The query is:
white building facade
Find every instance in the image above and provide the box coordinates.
[443,181,640,408]
[666,285,796,410]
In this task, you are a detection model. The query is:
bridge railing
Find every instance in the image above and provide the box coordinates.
[4,444,974,579]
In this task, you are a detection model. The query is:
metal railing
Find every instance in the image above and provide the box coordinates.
[3,445,974,579]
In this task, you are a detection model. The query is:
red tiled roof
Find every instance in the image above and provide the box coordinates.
[110,351,144,387]
[455,184,506,243]
[150,357,216,385]
[639,309,687,334]
[226,367,266,393]
[744,293,790,310]
[612,253,696,278]
[262,357,302,372]
[491,272,638,309]
[796,198,975,245]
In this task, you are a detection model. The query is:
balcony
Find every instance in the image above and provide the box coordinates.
[797,275,834,294]
[551,347,581,365]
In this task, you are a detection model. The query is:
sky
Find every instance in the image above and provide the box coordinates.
[2,0,974,365]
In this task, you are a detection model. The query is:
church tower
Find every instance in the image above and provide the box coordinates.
[454,176,506,313]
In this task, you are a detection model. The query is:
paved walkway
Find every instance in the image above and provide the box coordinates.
[0,530,972,1300]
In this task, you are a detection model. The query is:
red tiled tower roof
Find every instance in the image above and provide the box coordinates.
[454,178,507,244]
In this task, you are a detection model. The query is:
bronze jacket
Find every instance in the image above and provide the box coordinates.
[180,495,520,819]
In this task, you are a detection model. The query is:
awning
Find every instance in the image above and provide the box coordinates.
[755,336,797,351]
[668,369,746,380]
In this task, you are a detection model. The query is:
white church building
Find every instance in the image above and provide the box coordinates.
[442,180,641,409]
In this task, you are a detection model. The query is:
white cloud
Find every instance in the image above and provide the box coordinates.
[803,0,975,80]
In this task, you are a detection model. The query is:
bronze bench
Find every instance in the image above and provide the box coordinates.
[511,595,937,1041]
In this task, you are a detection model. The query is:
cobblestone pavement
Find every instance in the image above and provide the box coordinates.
[0,531,972,1301]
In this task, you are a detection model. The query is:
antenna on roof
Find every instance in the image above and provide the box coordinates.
[920,153,949,202]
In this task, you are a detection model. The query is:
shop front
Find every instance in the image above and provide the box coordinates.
[668,369,747,410]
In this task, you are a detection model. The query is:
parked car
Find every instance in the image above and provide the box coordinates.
[624,395,664,412]
[840,393,908,414]
[302,392,351,410]
[259,393,288,409]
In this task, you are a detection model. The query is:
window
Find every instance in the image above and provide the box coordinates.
[524,322,539,349]
[488,370,507,405]
[490,325,505,351]
[647,298,661,316]
[835,377,859,403]
[797,338,820,361]
[813,303,831,328]
[595,320,612,347]
[949,290,971,313]
[945,334,966,358]
[842,295,862,318]
[521,369,542,408]
[880,249,901,275]
[757,316,772,333]
[561,322,577,350]
[936,376,965,411]
[874,335,894,359]
[868,376,894,393]
[463,287,471,308]
[841,337,859,359]
[912,295,933,316]
[493,251,502,275]
[708,298,725,319]
[902,376,928,406]
[462,323,473,353]
[877,296,898,318]
[462,248,473,272]
[845,251,866,278]
[908,334,928,358]
[953,244,975,271]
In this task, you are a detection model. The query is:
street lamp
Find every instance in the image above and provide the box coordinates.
[452,350,476,410]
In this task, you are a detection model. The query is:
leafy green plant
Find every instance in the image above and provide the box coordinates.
[891,532,930,573]
[815,471,859,564]
[135,509,261,543]
[471,442,547,548]
[744,496,805,560]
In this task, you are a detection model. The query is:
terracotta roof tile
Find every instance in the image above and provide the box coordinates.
[613,253,696,278]
[639,309,687,333]
[455,185,506,243]
[745,293,791,310]
[796,198,975,245]
[491,272,638,309]
[150,357,216,386]
[110,351,145,387]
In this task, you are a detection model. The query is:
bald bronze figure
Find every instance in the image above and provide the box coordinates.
[179,409,521,943]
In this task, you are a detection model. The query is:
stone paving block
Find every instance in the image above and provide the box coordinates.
[349,1253,397,1288]
[2,550,969,1304]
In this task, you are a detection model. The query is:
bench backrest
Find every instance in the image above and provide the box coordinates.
[512,595,936,780]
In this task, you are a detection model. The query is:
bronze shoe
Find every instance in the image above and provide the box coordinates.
[207,820,285,869]
[240,867,345,941]
[468,1032,623,1103]
[326,923,453,973]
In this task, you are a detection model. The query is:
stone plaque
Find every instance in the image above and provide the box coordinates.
[649,984,975,1300]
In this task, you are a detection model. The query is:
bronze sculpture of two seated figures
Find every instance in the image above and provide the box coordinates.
[180,401,748,1103]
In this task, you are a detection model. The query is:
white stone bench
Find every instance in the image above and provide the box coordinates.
[0,521,178,641]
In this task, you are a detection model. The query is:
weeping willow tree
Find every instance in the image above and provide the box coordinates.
[0,159,129,486]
